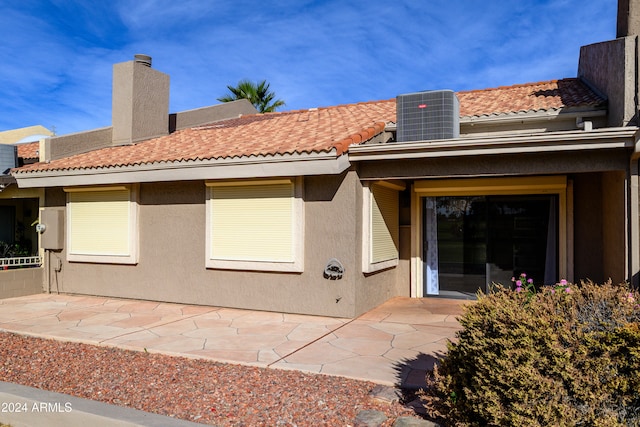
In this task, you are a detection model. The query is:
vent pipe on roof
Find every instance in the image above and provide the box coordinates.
[134,54,152,67]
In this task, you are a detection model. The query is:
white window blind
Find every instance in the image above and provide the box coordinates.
[209,182,294,263]
[66,187,136,263]
[370,184,399,263]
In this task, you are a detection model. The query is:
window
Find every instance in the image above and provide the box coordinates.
[65,185,138,264]
[363,181,403,273]
[205,178,303,272]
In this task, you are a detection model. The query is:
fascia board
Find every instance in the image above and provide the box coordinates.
[14,151,350,188]
[349,128,639,161]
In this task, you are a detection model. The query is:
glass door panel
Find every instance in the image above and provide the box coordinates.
[424,195,558,297]
[434,196,486,295]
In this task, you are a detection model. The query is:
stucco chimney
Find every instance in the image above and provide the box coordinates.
[578,0,640,126]
[112,54,169,145]
[617,0,640,37]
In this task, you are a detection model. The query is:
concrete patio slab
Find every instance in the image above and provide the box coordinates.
[0,294,468,387]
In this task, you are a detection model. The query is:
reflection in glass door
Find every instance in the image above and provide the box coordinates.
[424,195,558,298]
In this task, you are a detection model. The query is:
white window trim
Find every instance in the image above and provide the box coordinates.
[205,178,304,272]
[64,185,139,264]
[362,181,404,274]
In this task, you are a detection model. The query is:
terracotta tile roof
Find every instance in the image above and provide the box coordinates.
[457,78,604,117]
[15,78,604,174]
[16,142,39,160]
[16,101,396,173]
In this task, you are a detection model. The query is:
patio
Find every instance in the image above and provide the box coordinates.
[0,293,467,387]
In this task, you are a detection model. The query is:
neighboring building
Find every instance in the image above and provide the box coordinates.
[0,125,53,145]
[10,3,640,317]
[0,126,51,263]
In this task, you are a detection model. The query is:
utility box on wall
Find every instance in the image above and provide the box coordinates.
[40,208,64,250]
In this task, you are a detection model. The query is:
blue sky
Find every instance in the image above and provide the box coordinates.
[0,0,617,136]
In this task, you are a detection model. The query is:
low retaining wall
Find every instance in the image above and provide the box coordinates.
[0,267,43,298]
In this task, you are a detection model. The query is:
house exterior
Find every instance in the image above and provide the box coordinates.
[10,3,640,317]
[0,125,53,145]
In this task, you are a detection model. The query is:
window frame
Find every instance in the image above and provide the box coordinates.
[205,178,304,272]
[64,184,139,264]
[411,175,570,297]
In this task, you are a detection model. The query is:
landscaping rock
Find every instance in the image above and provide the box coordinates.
[393,416,441,427]
[369,384,401,403]
[354,409,387,427]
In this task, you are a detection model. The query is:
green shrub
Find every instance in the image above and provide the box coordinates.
[0,242,29,258]
[424,281,640,426]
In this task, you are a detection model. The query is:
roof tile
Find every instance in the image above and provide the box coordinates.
[457,78,603,117]
[16,142,39,160]
[16,78,605,174]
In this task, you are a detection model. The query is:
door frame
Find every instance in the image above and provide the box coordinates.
[410,176,573,297]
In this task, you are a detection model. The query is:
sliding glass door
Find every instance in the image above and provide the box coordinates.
[424,195,558,297]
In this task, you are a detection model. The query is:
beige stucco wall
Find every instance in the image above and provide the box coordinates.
[579,37,637,127]
[601,171,627,283]
[43,170,404,318]
[572,171,627,284]
[0,268,43,298]
[46,127,113,162]
[572,173,605,282]
[357,150,630,180]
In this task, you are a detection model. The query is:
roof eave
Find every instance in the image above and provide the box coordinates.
[349,127,639,162]
[13,150,350,188]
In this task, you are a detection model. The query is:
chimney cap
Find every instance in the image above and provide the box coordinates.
[134,54,152,67]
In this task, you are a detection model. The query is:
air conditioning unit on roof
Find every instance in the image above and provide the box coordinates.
[396,89,460,142]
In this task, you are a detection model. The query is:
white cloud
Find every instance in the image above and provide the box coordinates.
[0,0,619,135]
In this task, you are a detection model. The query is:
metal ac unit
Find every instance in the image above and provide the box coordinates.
[0,145,17,175]
[396,89,460,142]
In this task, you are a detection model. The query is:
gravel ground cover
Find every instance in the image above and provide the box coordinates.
[0,332,417,426]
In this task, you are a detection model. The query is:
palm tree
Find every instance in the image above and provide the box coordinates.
[218,79,285,113]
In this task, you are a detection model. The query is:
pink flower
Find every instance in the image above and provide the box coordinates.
[522,273,527,278]
[516,287,523,292]
[527,278,533,284]
[565,287,571,293]
[560,279,568,285]
[516,280,522,287]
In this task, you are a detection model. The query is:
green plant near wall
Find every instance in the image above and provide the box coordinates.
[0,241,29,258]
[423,280,640,426]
